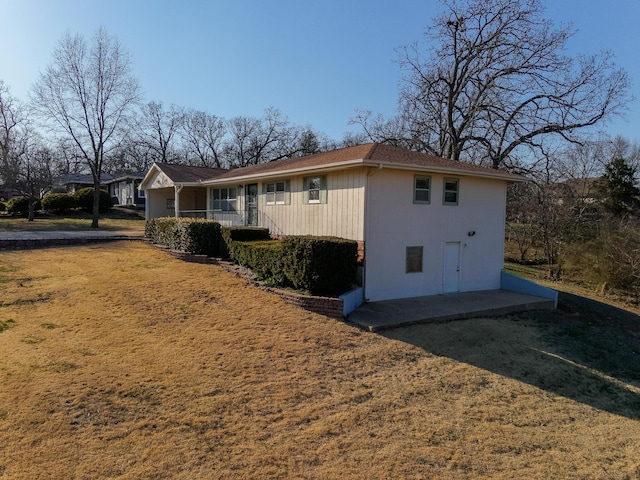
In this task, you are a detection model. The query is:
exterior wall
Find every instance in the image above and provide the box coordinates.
[363,168,507,302]
[146,187,176,219]
[178,186,207,214]
[109,179,145,206]
[208,169,366,240]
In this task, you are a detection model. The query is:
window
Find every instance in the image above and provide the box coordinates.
[414,175,431,204]
[210,187,237,212]
[166,198,175,209]
[406,246,424,273]
[136,181,145,197]
[304,175,327,204]
[264,181,287,205]
[443,178,459,205]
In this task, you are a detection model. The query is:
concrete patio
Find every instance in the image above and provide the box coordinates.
[347,289,555,332]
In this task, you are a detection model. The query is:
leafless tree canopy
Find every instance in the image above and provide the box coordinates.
[0,81,29,188]
[31,27,140,227]
[353,0,631,170]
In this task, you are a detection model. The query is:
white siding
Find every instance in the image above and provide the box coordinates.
[363,168,507,302]
[209,169,366,240]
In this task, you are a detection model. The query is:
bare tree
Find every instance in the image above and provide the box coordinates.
[135,101,184,164]
[31,27,140,227]
[354,0,630,169]
[223,108,303,167]
[0,81,28,188]
[13,136,55,221]
[182,109,226,167]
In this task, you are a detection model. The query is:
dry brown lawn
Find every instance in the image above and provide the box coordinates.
[0,241,639,479]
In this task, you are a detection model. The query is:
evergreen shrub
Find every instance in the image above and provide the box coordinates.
[145,217,221,256]
[41,193,76,213]
[282,236,358,294]
[74,187,113,213]
[5,196,30,216]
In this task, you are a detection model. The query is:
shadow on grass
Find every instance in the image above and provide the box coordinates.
[384,292,640,420]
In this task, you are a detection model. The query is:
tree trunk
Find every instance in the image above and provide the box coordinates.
[28,198,36,222]
[91,181,100,228]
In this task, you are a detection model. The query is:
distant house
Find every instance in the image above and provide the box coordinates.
[52,173,113,194]
[0,186,20,202]
[105,172,147,208]
[140,143,528,303]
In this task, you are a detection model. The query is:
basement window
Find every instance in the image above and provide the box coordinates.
[406,246,424,274]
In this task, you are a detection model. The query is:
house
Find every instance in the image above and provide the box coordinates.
[105,172,147,208]
[139,163,228,219]
[52,173,113,194]
[140,143,527,303]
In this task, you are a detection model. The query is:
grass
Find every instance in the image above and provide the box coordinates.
[0,242,639,479]
[0,207,145,232]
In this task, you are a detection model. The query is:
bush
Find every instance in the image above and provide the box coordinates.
[145,217,221,256]
[282,236,358,294]
[5,196,29,216]
[226,240,287,286]
[225,233,357,294]
[220,227,271,257]
[41,193,76,213]
[74,187,113,213]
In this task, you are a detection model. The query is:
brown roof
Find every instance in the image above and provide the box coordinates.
[157,163,228,183]
[203,143,525,184]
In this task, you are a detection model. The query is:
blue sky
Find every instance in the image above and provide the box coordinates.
[1,0,638,143]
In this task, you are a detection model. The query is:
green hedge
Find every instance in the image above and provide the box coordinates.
[226,234,357,294]
[146,218,357,294]
[74,187,113,213]
[228,240,287,286]
[282,236,357,294]
[6,196,29,216]
[145,217,221,256]
[41,193,76,213]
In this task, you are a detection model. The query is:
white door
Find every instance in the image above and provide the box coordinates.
[444,242,461,293]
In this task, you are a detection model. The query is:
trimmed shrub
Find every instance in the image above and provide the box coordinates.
[5,196,29,216]
[220,226,271,257]
[145,217,221,256]
[282,236,358,294]
[228,240,287,286]
[74,187,113,213]
[41,193,76,213]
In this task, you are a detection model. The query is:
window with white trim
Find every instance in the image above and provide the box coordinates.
[414,175,431,204]
[264,180,290,205]
[443,178,459,205]
[304,175,327,204]
[210,187,237,211]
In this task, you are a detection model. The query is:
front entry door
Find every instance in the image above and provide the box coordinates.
[246,183,258,226]
[443,242,461,293]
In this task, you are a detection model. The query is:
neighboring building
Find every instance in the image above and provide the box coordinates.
[105,172,147,208]
[0,186,20,202]
[140,143,526,302]
[52,173,113,194]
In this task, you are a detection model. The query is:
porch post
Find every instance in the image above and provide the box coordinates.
[174,184,183,218]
